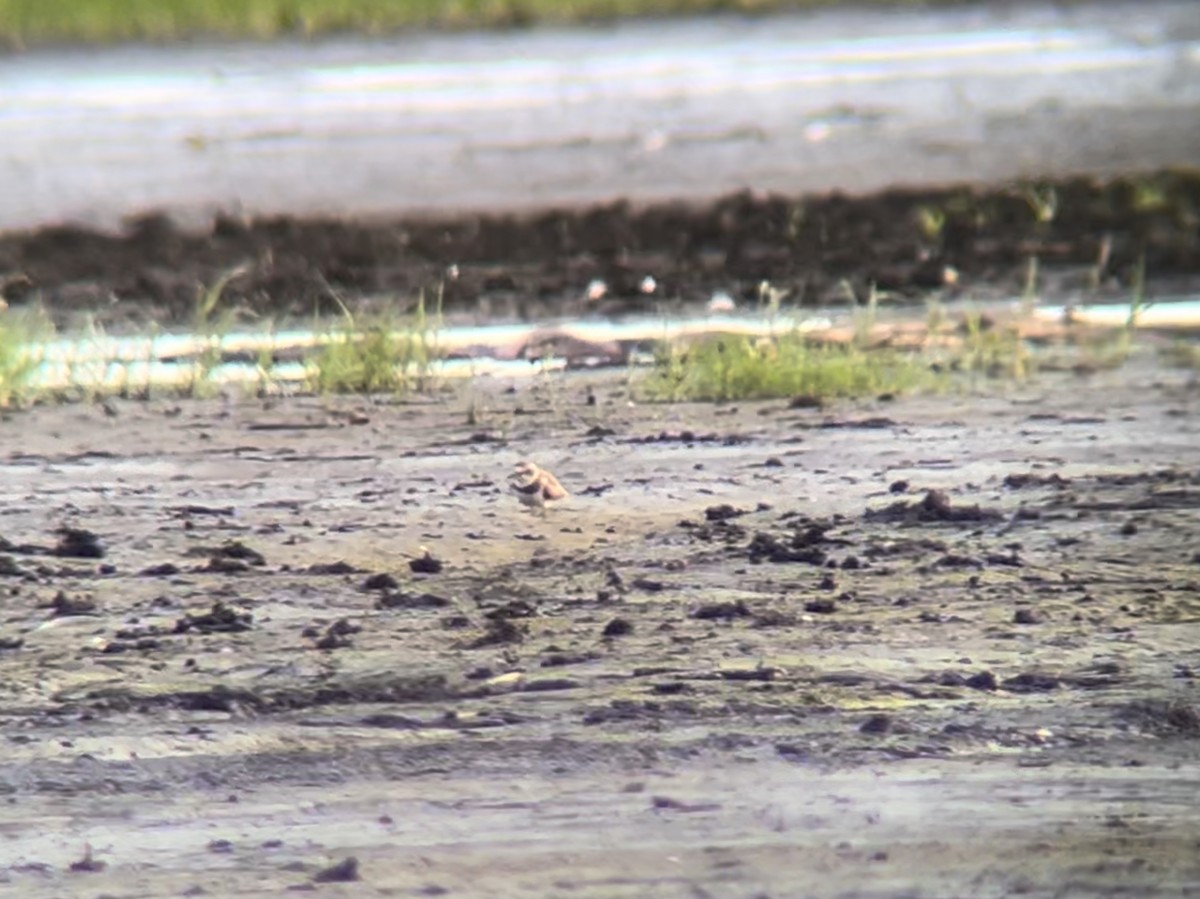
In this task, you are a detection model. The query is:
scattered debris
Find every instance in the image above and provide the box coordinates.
[47,590,98,617]
[199,541,267,572]
[747,532,826,565]
[485,599,538,620]
[467,618,526,648]
[175,602,253,634]
[310,618,361,650]
[1118,699,1200,736]
[171,504,236,517]
[215,541,267,565]
[376,591,451,610]
[1001,672,1061,693]
[751,609,797,628]
[865,489,1005,524]
[1003,472,1071,489]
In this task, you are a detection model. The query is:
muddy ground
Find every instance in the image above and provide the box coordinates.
[1,346,1198,896]
[4,169,1200,331]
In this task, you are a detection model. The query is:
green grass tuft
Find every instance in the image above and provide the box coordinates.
[956,311,1031,381]
[306,289,442,395]
[640,331,930,403]
[0,308,52,408]
[185,266,246,398]
[1070,255,1149,372]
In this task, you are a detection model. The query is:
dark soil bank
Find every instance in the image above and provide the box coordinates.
[4,169,1199,329]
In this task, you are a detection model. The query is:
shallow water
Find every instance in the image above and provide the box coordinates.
[2,0,1198,231]
[18,296,1200,392]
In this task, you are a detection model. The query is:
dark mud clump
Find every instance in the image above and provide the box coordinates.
[174,601,254,634]
[312,857,360,884]
[602,617,634,637]
[865,489,1005,525]
[704,504,748,523]
[1117,699,1200,736]
[53,528,106,559]
[376,590,451,610]
[194,541,267,573]
[409,550,444,575]
[307,617,361,650]
[1,528,106,560]
[746,532,826,565]
[744,516,847,564]
[1003,472,1072,489]
[467,617,527,648]
[691,600,752,620]
[5,170,1199,328]
[68,845,107,874]
[361,572,400,592]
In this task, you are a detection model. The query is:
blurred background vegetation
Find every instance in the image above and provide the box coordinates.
[0,0,953,47]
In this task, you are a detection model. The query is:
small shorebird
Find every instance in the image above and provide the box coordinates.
[508,460,569,516]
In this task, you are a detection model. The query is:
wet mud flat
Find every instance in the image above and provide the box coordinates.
[1,352,1199,897]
